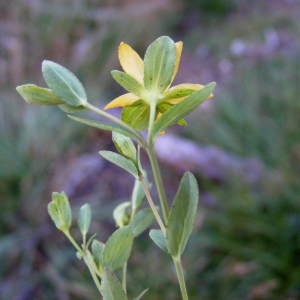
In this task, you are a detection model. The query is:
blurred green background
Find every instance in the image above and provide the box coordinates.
[1,0,300,299]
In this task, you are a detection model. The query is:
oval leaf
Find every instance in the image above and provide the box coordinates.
[68,115,139,141]
[131,180,145,213]
[144,36,176,93]
[78,203,92,237]
[130,208,154,237]
[102,227,134,271]
[42,60,87,106]
[149,229,168,253]
[101,269,128,300]
[152,82,216,137]
[48,192,72,232]
[112,132,137,162]
[166,172,199,256]
[91,239,105,271]
[16,84,64,105]
[113,202,131,227]
[99,151,138,178]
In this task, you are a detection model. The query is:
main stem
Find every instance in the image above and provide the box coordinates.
[145,137,189,300]
[173,257,189,300]
[147,143,169,223]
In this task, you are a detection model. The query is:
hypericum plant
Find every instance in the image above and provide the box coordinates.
[16,36,215,300]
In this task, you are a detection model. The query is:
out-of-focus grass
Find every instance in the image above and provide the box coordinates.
[185,56,300,299]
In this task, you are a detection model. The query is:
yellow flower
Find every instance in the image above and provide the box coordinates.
[104,41,209,111]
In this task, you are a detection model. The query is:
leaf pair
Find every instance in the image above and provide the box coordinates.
[99,131,140,178]
[17,60,87,108]
[149,172,199,257]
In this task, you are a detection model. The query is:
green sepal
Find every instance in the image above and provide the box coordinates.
[113,202,131,227]
[48,192,72,232]
[42,60,87,106]
[102,226,134,271]
[121,100,150,131]
[166,172,199,256]
[144,36,176,93]
[149,229,168,253]
[112,132,137,163]
[58,104,85,113]
[130,208,154,237]
[16,84,64,105]
[78,203,92,238]
[101,269,128,300]
[157,102,187,126]
[152,82,216,137]
[99,150,139,178]
[111,70,144,97]
[162,87,198,101]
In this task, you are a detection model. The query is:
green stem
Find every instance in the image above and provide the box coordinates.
[146,144,169,223]
[84,252,102,296]
[65,231,102,296]
[147,103,156,144]
[140,177,166,234]
[122,262,127,294]
[173,257,189,300]
[64,231,82,253]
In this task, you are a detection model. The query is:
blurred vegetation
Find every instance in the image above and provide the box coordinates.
[1,0,300,299]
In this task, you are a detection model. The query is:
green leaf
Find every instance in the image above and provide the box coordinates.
[78,203,92,237]
[113,202,131,227]
[111,70,144,96]
[121,100,150,131]
[101,269,128,300]
[42,60,87,106]
[102,227,134,271]
[130,208,154,237]
[134,288,149,300]
[144,36,176,93]
[99,151,138,178]
[152,82,216,137]
[16,84,64,105]
[68,115,138,140]
[91,239,105,271]
[149,229,168,253]
[166,172,199,256]
[112,132,137,163]
[131,180,145,213]
[48,192,72,232]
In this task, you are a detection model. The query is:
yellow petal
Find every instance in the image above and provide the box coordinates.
[168,83,205,92]
[118,42,144,83]
[104,93,139,110]
[171,41,183,82]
